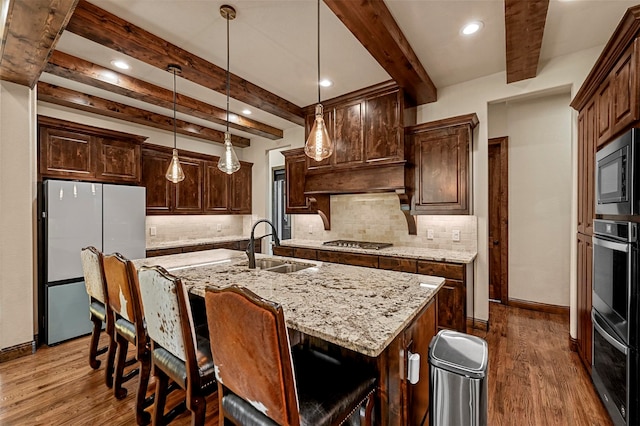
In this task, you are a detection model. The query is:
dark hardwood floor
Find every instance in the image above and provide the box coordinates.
[0,303,611,425]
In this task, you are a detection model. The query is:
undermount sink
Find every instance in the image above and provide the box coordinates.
[254,258,315,274]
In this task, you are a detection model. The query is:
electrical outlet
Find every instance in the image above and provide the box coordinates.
[216,224,222,232]
[427,229,434,240]
[452,229,460,242]
[308,225,313,234]
[150,226,157,236]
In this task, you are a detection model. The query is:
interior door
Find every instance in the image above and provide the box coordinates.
[488,137,508,303]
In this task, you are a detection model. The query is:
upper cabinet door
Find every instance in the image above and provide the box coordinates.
[142,149,173,214]
[174,157,203,213]
[334,100,364,167]
[413,125,470,214]
[40,128,95,180]
[229,162,252,214]
[364,91,402,163]
[204,161,229,212]
[96,137,141,183]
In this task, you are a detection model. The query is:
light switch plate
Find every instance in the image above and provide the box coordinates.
[217,224,222,232]
[427,229,434,240]
[150,226,157,236]
[452,229,460,242]
[308,225,313,234]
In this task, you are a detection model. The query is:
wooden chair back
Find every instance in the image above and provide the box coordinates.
[102,253,145,336]
[205,285,300,426]
[80,246,106,303]
[137,265,196,364]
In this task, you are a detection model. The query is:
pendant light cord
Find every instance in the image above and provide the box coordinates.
[173,68,177,149]
[317,0,320,104]
[226,11,230,134]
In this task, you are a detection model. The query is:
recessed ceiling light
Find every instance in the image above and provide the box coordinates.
[242,109,252,115]
[461,21,483,36]
[111,60,130,70]
[319,79,333,87]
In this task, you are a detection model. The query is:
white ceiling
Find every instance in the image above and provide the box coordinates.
[46,0,640,134]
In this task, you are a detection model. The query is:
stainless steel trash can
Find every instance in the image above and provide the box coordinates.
[429,329,488,426]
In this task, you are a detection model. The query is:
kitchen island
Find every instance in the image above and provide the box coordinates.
[134,249,445,425]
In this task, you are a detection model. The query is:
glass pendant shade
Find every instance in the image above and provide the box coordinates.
[305,104,333,161]
[218,133,241,174]
[166,149,185,183]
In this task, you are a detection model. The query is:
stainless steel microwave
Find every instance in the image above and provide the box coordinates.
[596,129,640,216]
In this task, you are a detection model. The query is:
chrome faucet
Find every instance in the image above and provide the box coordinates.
[246,219,281,269]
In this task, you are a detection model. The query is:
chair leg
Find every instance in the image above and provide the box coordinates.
[113,333,129,400]
[105,331,117,388]
[152,369,169,426]
[135,353,153,425]
[88,315,103,369]
[189,395,206,426]
[360,393,375,426]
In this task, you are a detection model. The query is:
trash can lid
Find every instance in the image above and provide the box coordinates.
[428,329,488,379]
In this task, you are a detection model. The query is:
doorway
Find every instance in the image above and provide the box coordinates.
[488,137,509,303]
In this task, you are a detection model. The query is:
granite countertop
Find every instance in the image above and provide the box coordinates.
[146,235,251,250]
[279,238,477,264]
[133,249,444,357]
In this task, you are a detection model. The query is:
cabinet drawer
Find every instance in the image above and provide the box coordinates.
[146,247,183,257]
[273,246,294,257]
[417,260,464,280]
[317,250,379,268]
[378,256,417,273]
[293,248,317,260]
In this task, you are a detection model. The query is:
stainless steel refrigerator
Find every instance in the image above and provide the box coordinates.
[39,180,146,345]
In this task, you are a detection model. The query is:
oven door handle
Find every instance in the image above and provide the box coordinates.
[593,237,630,253]
[592,310,628,354]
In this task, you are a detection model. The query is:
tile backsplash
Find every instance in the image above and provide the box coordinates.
[146,215,245,245]
[291,193,477,252]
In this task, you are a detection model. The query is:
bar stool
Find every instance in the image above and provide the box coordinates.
[80,246,112,383]
[103,252,153,425]
[204,285,377,426]
[137,265,216,425]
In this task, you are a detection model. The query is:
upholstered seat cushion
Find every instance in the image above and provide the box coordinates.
[223,346,376,426]
[152,335,216,390]
[115,317,136,344]
[89,300,106,323]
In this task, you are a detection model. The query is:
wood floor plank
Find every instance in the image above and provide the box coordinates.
[0,303,612,425]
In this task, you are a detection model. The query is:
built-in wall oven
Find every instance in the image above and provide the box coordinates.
[592,219,639,426]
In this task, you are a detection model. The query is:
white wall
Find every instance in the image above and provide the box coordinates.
[489,93,573,306]
[0,81,36,350]
[418,46,599,332]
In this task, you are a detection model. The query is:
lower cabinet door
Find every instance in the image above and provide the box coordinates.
[436,279,466,332]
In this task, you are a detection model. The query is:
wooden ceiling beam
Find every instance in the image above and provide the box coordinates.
[65,0,305,126]
[0,0,78,88]
[45,51,284,140]
[504,0,550,84]
[323,0,437,105]
[37,82,250,148]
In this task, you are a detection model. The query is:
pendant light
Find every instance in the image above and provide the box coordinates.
[217,5,241,175]
[165,64,185,183]
[304,0,333,162]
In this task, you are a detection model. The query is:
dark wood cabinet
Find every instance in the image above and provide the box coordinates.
[142,149,173,213]
[292,247,317,260]
[576,233,593,371]
[403,298,436,426]
[282,148,313,213]
[577,100,596,236]
[570,8,640,372]
[407,114,478,215]
[143,144,252,215]
[273,246,294,257]
[316,249,379,268]
[417,260,466,332]
[38,116,145,184]
[204,162,229,212]
[174,157,203,212]
[229,163,252,214]
[378,256,417,273]
[304,83,405,170]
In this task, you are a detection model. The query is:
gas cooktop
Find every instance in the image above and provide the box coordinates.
[322,240,393,250]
